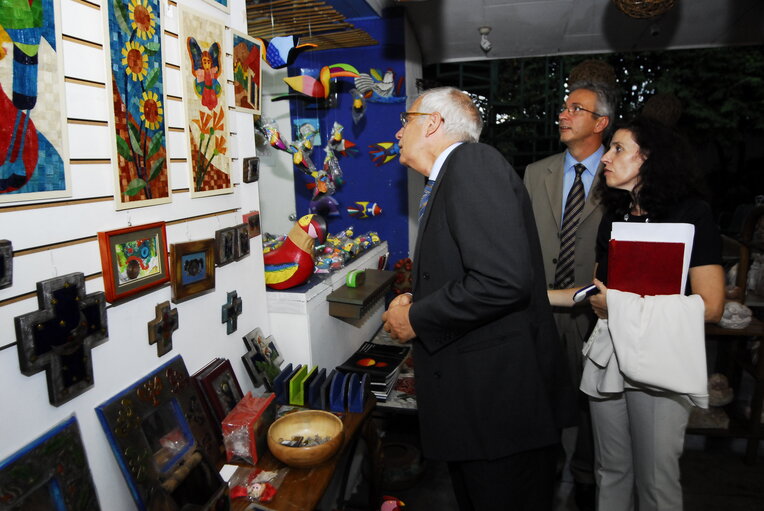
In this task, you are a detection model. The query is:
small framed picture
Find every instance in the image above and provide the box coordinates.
[0,240,12,289]
[97,222,170,303]
[235,223,250,260]
[195,358,243,423]
[243,157,259,183]
[214,226,237,267]
[170,239,216,303]
[242,211,261,238]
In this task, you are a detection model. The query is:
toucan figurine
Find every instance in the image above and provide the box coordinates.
[255,35,316,69]
[380,496,405,511]
[277,63,360,100]
[263,214,326,289]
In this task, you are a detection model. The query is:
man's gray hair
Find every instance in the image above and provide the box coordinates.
[417,87,483,143]
[569,81,618,122]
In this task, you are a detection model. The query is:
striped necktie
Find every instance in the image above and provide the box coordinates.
[418,179,435,222]
[554,163,586,289]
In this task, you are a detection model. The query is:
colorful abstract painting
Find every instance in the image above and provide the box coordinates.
[115,232,161,285]
[231,30,261,115]
[179,6,231,198]
[105,0,171,209]
[0,0,71,203]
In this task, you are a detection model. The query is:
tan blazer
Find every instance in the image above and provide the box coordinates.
[524,152,604,290]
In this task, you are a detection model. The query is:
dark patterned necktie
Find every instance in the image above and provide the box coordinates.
[555,164,586,288]
[418,179,435,222]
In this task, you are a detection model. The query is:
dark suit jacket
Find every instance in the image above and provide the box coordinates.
[408,143,576,462]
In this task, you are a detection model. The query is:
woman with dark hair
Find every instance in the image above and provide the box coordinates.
[548,116,725,510]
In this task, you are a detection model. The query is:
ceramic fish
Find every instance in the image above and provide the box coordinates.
[369,142,400,166]
[347,201,382,219]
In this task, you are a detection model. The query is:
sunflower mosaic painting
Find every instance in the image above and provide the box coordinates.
[106,0,171,209]
[179,6,231,198]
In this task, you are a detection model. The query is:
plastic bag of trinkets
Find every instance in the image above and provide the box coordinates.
[228,466,288,503]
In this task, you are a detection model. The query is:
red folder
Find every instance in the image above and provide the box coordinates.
[607,239,685,296]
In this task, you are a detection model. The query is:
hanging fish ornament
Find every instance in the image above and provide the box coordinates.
[368,142,400,166]
[350,88,367,124]
[347,201,382,219]
[255,35,316,69]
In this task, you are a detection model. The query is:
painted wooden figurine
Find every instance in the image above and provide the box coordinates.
[263,214,326,289]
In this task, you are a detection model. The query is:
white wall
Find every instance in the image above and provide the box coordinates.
[0,0,271,508]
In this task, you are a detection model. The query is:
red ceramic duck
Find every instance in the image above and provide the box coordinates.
[263,214,326,289]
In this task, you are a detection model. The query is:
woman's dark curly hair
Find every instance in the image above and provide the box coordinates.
[595,116,706,220]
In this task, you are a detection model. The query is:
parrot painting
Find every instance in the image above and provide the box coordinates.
[263,214,327,290]
[0,0,57,194]
[255,35,316,69]
[369,142,400,166]
[186,37,222,111]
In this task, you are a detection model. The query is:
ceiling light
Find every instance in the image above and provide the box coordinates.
[479,26,492,55]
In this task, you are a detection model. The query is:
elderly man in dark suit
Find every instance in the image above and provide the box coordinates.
[523,81,617,511]
[382,87,575,511]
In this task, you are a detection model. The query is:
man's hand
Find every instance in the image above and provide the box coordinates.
[382,295,416,342]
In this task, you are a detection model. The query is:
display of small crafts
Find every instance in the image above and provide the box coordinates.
[314,227,381,273]
[277,433,331,447]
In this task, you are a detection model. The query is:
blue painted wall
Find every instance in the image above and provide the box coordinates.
[287,12,410,265]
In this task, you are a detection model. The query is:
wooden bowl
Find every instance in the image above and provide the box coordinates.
[267,410,344,468]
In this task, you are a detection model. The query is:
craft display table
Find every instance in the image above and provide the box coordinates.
[266,242,389,371]
[230,400,375,511]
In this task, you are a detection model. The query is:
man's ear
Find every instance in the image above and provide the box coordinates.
[425,113,443,137]
[594,115,610,135]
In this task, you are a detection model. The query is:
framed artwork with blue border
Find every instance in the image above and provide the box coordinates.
[170,239,215,303]
[0,415,100,509]
[95,355,227,510]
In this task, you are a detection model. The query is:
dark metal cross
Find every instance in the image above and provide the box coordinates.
[15,272,108,406]
[221,290,243,335]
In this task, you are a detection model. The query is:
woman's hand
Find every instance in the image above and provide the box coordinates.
[589,279,609,319]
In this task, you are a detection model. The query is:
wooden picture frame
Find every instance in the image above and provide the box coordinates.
[235,223,250,260]
[242,156,259,183]
[231,30,262,114]
[0,240,12,289]
[98,222,170,303]
[170,239,216,303]
[214,226,237,266]
[242,211,261,238]
[0,416,99,510]
[196,358,243,424]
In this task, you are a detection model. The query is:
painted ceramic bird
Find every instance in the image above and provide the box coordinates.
[369,142,400,166]
[263,214,326,289]
[347,202,382,219]
[380,496,405,511]
[281,63,360,99]
[257,118,290,153]
[328,121,357,156]
[255,35,316,69]
[355,69,405,103]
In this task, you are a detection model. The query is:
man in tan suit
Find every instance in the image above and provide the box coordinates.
[524,81,617,511]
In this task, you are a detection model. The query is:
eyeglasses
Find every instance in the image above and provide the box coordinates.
[559,104,605,117]
[400,111,432,127]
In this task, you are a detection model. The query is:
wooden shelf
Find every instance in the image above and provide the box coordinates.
[326,270,395,320]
